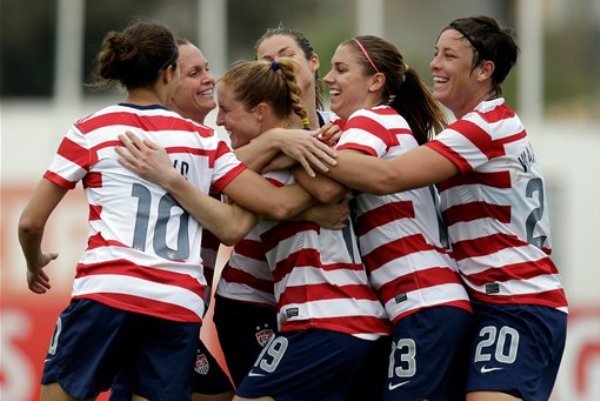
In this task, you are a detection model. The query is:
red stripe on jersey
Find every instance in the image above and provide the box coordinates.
[75,258,205,295]
[279,283,380,305]
[75,112,212,138]
[86,232,129,250]
[443,201,511,226]
[344,116,397,145]
[363,234,446,271]
[448,119,506,159]
[57,137,91,170]
[83,172,103,188]
[468,288,568,310]
[425,141,471,173]
[355,200,415,236]
[75,293,201,323]
[89,204,102,221]
[212,163,247,193]
[233,238,268,261]
[281,315,391,336]
[272,249,364,282]
[437,170,511,192]
[261,222,319,252]
[220,264,274,294]
[464,256,559,286]
[476,103,515,123]
[336,142,377,156]
[391,300,473,322]
[44,171,76,189]
[451,233,528,261]
[377,267,465,301]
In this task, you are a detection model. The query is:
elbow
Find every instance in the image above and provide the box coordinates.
[313,186,346,204]
[18,215,44,238]
[219,230,244,247]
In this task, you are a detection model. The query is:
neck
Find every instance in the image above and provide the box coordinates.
[303,87,320,129]
[454,89,498,119]
[126,87,164,106]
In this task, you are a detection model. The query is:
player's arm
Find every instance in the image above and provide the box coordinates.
[18,179,67,294]
[323,146,458,195]
[236,127,336,177]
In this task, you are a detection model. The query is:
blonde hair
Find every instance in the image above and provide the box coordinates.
[220,58,308,126]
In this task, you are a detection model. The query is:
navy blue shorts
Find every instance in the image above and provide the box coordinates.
[109,341,233,399]
[346,335,391,401]
[466,300,567,401]
[213,295,277,387]
[385,306,473,401]
[236,329,377,401]
[41,299,200,401]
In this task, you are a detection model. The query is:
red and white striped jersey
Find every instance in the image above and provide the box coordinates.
[336,106,471,323]
[425,98,568,312]
[216,224,276,308]
[43,103,245,323]
[258,171,391,340]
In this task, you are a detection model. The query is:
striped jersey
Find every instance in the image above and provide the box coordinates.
[214,109,338,309]
[258,171,391,340]
[425,98,567,312]
[216,224,276,308]
[336,106,471,323]
[43,103,245,323]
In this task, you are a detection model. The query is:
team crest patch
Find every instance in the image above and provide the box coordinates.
[194,353,210,375]
[255,327,274,347]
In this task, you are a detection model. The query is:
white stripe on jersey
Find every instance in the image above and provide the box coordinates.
[73,274,205,319]
[273,266,369,290]
[382,283,471,319]
[463,273,564,297]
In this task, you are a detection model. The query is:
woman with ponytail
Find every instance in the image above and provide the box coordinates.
[292,35,473,401]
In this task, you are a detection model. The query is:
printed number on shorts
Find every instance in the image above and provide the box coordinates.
[474,325,520,364]
[253,335,289,373]
[48,317,62,355]
[131,183,190,260]
[388,338,417,379]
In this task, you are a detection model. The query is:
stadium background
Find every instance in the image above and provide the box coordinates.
[1,1,598,400]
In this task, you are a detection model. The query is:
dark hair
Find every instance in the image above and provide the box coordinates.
[445,15,519,96]
[345,35,446,144]
[255,24,323,111]
[89,20,178,91]
[221,58,308,126]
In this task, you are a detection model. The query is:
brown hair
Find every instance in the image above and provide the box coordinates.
[255,24,323,111]
[221,58,308,126]
[89,19,178,91]
[444,15,519,96]
[345,35,447,144]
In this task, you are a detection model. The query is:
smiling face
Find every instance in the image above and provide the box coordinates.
[215,82,262,149]
[323,43,381,121]
[256,34,319,102]
[430,29,485,118]
[170,43,216,123]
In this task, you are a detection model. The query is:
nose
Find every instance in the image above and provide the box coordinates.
[323,69,334,84]
[429,54,440,72]
[216,111,224,126]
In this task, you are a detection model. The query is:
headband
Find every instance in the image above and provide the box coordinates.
[352,38,379,73]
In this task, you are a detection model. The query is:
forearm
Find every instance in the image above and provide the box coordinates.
[223,169,316,221]
[235,131,282,172]
[161,174,257,244]
[18,224,45,271]
[292,166,347,203]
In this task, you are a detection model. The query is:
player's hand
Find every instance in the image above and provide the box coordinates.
[264,128,337,177]
[26,251,58,294]
[317,122,342,147]
[115,131,179,186]
[303,199,350,230]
